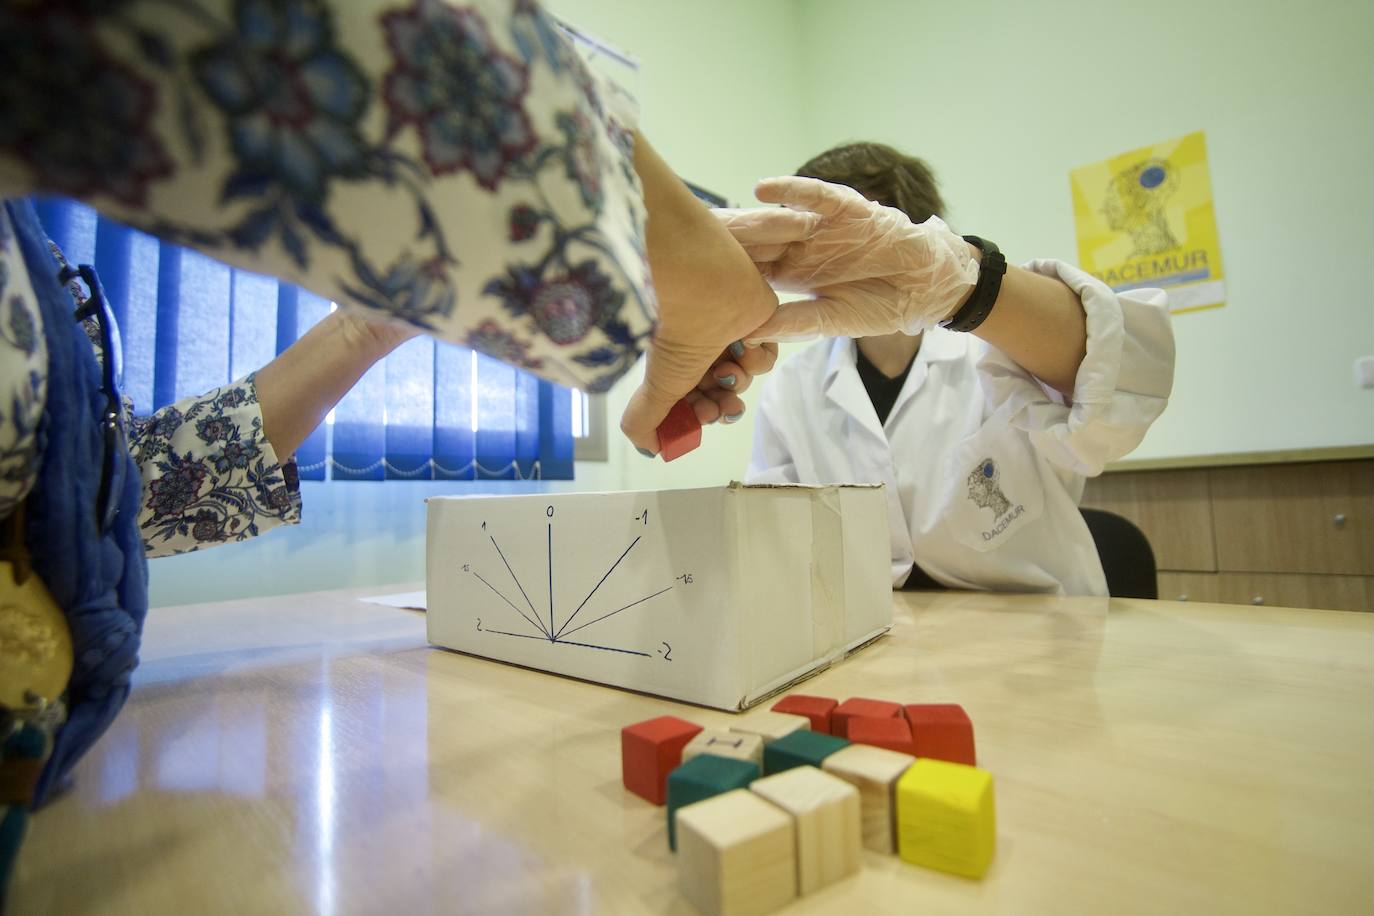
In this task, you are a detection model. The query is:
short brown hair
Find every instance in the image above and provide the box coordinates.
[796,142,945,224]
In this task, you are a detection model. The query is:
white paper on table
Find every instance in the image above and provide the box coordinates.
[359,590,428,611]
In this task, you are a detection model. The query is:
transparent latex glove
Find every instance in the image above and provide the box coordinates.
[714,176,980,341]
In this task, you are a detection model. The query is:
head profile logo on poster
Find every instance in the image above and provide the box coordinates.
[1071,130,1226,314]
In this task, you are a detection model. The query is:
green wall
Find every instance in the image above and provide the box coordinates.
[795,0,1374,459]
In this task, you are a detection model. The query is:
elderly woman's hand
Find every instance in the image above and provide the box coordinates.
[618,134,781,455]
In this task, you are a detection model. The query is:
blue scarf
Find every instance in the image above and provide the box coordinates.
[5,198,148,804]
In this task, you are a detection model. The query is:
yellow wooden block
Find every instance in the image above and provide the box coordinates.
[676,789,797,916]
[683,730,765,768]
[895,757,996,879]
[821,743,915,854]
[749,765,861,895]
[730,710,810,743]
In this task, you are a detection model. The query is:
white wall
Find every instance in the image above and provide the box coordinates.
[795,0,1374,460]
[147,0,808,607]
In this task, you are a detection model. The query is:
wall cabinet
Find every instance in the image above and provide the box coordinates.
[1083,460,1372,612]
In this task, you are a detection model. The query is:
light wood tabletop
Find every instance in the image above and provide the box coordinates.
[13,588,1374,916]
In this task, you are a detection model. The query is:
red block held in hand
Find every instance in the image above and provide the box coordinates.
[657,399,702,462]
[904,704,976,766]
[771,694,839,734]
[622,715,704,805]
[847,716,917,756]
[831,697,902,739]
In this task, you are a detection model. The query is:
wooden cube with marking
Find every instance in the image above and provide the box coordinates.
[730,711,810,743]
[770,694,838,734]
[831,697,902,739]
[676,789,797,916]
[750,765,861,895]
[821,744,915,854]
[895,758,996,879]
[682,730,765,769]
[904,703,976,765]
[621,715,704,805]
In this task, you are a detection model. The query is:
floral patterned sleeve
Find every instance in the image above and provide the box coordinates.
[0,0,654,393]
[0,208,47,520]
[130,374,301,558]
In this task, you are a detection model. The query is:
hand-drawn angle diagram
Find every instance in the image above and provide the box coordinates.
[429,490,730,671]
[466,509,677,659]
[425,485,896,711]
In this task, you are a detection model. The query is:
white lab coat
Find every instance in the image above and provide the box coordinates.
[746,260,1176,595]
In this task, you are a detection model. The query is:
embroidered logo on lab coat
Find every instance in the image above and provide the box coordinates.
[966,458,1027,544]
[945,422,1043,553]
[967,458,1011,517]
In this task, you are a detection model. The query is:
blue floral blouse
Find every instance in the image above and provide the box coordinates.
[0,0,654,552]
[52,237,304,557]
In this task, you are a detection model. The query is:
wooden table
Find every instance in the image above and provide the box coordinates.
[13,588,1374,915]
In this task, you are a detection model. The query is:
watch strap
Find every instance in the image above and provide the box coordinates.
[941,236,1006,333]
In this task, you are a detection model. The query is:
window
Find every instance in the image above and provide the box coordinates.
[572,389,608,461]
[32,197,574,481]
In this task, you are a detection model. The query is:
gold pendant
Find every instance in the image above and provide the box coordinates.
[0,561,73,710]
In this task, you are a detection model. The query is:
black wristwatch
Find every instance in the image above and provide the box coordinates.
[940,236,1006,333]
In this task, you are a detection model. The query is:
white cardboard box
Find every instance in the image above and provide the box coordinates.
[426,484,892,711]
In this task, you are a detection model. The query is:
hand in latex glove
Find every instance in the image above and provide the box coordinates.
[714,176,979,341]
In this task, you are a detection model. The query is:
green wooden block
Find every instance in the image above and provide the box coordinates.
[763,730,850,775]
[666,754,760,851]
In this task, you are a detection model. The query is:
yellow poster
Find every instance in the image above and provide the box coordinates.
[1071,130,1224,313]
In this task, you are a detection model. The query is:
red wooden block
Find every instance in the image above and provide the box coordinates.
[771,694,839,734]
[903,704,976,765]
[847,716,917,756]
[831,698,902,739]
[657,399,702,462]
[622,716,704,805]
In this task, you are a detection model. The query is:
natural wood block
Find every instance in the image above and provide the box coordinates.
[822,744,915,854]
[750,765,861,895]
[683,730,765,768]
[730,711,810,743]
[666,755,760,851]
[831,697,902,739]
[847,716,916,757]
[621,715,704,805]
[657,399,703,462]
[761,730,849,775]
[676,789,797,916]
[903,704,976,765]
[770,694,838,734]
[895,758,996,879]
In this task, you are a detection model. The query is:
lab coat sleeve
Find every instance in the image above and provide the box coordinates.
[976,259,1175,476]
[745,378,801,484]
[0,0,653,394]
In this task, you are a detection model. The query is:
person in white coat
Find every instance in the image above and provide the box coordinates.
[719,143,1176,595]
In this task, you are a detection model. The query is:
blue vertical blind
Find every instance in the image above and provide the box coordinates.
[32,198,573,480]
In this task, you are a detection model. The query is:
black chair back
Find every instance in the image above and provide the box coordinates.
[1080,508,1158,599]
